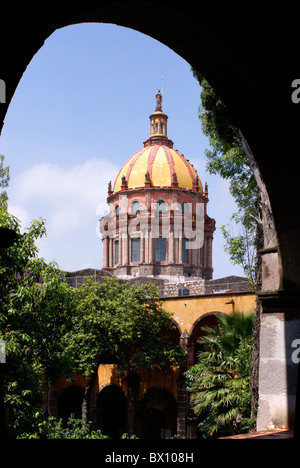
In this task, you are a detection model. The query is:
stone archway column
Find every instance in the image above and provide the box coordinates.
[257,291,300,432]
[176,331,198,439]
[126,372,140,436]
[102,237,108,268]
[169,227,174,263]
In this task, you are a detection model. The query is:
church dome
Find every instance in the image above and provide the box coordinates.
[112,91,202,194]
[113,144,202,192]
[101,90,215,282]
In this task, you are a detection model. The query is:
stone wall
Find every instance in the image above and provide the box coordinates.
[205,275,249,294]
[65,268,110,288]
[164,280,204,297]
[257,294,300,431]
[65,269,249,299]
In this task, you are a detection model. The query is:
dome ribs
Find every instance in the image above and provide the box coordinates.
[125,148,145,184]
[163,146,176,184]
[176,151,196,186]
[146,144,160,182]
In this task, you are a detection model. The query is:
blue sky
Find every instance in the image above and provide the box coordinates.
[0,23,243,278]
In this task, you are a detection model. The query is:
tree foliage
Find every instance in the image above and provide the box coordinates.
[221,218,256,289]
[185,311,255,437]
[0,156,185,437]
[44,415,110,439]
[0,154,9,209]
[0,201,75,436]
[192,70,257,288]
[68,277,185,381]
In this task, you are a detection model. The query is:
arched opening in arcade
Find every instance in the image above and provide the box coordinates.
[57,385,85,425]
[160,318,181,348]
[140,387,177,439]
[95,384,127,438]
[190,312,224,366]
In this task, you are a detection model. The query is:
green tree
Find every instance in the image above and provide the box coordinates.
[0,161,75,437]
[66,277,186,434]
[0,155,185,438]
[192,69,275,290]
[192,71,276,414]
[0,231,75,436]
[221,218,256,289]
[45,414,110,439]
[185,311,255,437]
[0,154,9,209]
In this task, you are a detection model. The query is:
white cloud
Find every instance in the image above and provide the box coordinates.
[8,159,118,270]
[10,159,117,230]
[7,203,30,230]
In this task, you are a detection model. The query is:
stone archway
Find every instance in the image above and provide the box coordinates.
[2,2,300,434]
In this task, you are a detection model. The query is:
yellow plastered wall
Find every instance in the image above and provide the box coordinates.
[91,293,255,397]
[56,292,256,402]
[90,364,179,400]
[138,366,179,399]
[161,292,256,335]
[90,364,126,400]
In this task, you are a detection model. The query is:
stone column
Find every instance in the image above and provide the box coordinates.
[191,240,197,266]
[177,376,188,438]
[178,234,182,264]
[207,235,213,269]
[177,332,198,439]
[102,237,108,268]
[123,232,129,265]
[257,292,300,432]
[200,244,204,268]
[106,237,110,268]
[144,229,149,264]
[109,237,113,267]
[127,372,140,437]
[169,227,174,263]
[119,233,123,266]
[203,235,207,269]
[256,243,300,434]
[149,236,153,264]
[197,242,201,267]
[46,382,59,418]
[140,233,144,264]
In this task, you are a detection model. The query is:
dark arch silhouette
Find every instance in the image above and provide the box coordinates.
[140,386,177,439]
[2,2,300,433]
[95,384,127,438]
[190,312,225,365]
[160,317,181,347]
[58,385,85,425]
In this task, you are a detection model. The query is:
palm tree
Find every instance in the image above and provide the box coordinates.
[185,311,255,437]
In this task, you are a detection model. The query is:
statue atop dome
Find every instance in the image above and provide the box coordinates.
[155,90,162,111]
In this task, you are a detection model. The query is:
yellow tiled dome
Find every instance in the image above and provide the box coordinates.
[113,144,202,192]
